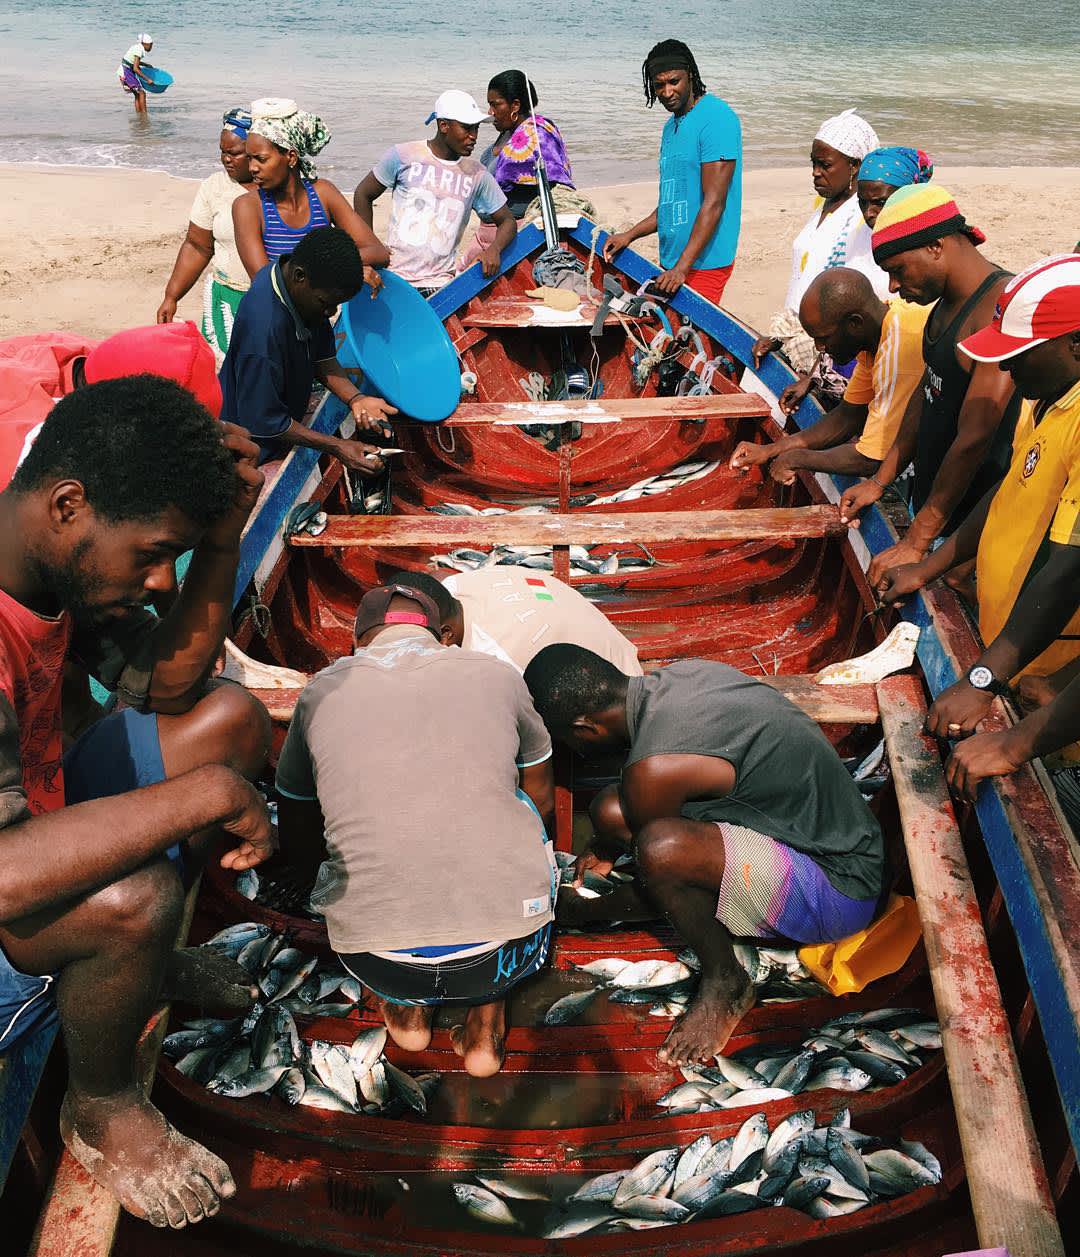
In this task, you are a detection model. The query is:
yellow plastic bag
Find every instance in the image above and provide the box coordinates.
[798,894,922,996]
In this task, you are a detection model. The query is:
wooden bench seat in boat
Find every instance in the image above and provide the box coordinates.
[458,297,644,330]
[287,506,844,548]
[436,393,770,426]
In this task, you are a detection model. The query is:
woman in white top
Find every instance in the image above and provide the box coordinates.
[156,108,254,365]
[752,109,887,413]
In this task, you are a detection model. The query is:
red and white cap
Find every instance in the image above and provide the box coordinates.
[960,253,1080,363]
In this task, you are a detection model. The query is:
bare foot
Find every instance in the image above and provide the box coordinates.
[163,947,259,1017]
[657,972,755,1066]
[60,1090,236,1228]
[381,1001,434,1052]
[450,1001,506,1077]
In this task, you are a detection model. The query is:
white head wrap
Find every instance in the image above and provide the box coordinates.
[815,108,879,161]
[139,32,154,44]
[250,98,332,179]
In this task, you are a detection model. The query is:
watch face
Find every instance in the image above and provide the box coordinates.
[969,665,994,690]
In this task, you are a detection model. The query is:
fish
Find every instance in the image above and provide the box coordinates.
[337,976,364,1004]
[207,1065,289,1098]
[898,1139,942,1183]
[799,1161,869,1202]
[863,1148,940,1192]
[275,1066,307,1105]
[544,988,600,1025]
[236,869,259,900]
[782,1174,831,1210]
[649,1000,688,1017]
[892,1022,942,1051]
[614,1194,690,1222]
[856,1027,921,1067]
[203,922,270,948]
[280,999,356,1017]
[174,1044,223,1083]
[718,1086,794,1108]
[299,1085,357,1113]
[826,1128,871,1192]
[695,1189,767,1217]
[657,1081,711,1109]
[384,1060,428,1114]
[771,1049,817,1094]
[610,959,668,988]
[804,1064,872,1093]
[757,1137,802,1199]
[673,1134,713,1188]
[706,1082,740,1105]
[763,1109,815,1172]
[542,1206,617,1239]
[349,1027,388,1079]
[713,1055,768,1090]
[612,1148,678,1207]
[451,1184,519,1229]
[806,1195,868,1218]
[358,1059,390,1107]
[310,1041,358,1109]
[843,1049,909,1085]
[697,1136,735,1176]
[268,954,319,1004]
[474,1175,548,1202]
[209,1042,254,1084]
[599,554,620,575]
[162,1023,237,1057]
[672,1170,737,1210]
[731,1113,770,1172]
[566,1170,626,1205]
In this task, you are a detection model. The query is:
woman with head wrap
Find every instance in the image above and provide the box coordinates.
[857,146,935,228]
[233,98,389,288]
[157,108,257,364]
[751,109,887,415]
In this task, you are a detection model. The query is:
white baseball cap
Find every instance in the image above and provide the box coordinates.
[425,90,491,126]
[960,253,1080,363]
[139,32,154,44]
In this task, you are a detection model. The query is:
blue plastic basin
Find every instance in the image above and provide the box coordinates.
[141,66,173,93]
[335,271,460,423]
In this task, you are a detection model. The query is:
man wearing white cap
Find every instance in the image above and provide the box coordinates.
[118,33,155,114]
[354,91,516,296]
[876,253,1080,822]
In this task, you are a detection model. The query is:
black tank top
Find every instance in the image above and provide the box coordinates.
[916,269,1020,528]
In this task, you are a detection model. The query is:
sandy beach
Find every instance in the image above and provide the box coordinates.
[3,163,1079,340]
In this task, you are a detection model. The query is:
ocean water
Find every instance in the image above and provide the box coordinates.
[1,1,1079,187]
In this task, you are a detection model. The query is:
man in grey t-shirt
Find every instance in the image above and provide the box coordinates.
[524,645,886,1066]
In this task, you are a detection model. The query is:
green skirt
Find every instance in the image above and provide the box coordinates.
[201,273,247,365]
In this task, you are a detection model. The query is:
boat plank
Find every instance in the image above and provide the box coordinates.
[439,392,770,425]
[289,505,843,548]
[247,674,878,725]
[459,297,637,329]
[878,675,1065,1257]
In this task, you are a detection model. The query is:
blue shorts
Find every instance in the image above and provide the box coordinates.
[0,708,167,1053]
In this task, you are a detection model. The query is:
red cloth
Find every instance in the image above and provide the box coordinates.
[0,584,71,814]
[84,321,221,418]
[685,264,734,305]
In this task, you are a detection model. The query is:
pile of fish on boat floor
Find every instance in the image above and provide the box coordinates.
[544,945,829,1025]
[430,542,656,577]
[162,922,439,1117]
[657,1007,940,1113]
[453,1107,942,1236]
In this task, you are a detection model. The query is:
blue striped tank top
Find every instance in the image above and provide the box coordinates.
[259,180,330,260]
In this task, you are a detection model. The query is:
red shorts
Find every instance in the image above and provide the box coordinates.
[685,264,734,305]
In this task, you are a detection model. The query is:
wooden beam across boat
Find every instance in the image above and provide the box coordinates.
[288,505,844,548]
[878,675,1066,1257]
[434,392,770,426]
[247,673,879,726]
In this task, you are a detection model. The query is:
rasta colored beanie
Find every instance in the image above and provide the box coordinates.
[871,184,986,265]
[83,321,222,418]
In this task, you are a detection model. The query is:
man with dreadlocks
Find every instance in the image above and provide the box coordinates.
[602,40,741,304]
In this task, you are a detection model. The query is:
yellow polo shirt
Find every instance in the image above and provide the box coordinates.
[976,377,1080,683]
[844,300,930,460]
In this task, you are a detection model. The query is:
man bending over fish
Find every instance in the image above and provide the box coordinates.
[0,376,274,1228]
[275,584,556,1076]
[523,646,887,1065]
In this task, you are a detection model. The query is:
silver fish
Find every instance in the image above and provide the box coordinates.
[211,1041,254,1083]
[236,869,259,900]
[672,1170,736,1210]
[337,976,364,1003]
[697,1136,735,1176]
[451,1184,518,1229]
[612,1148,678,1207]
[673,1134,713,1188]
[349,1027,388,1079]
[782,1174,831,1210]
[299,1084,357,1113]
[856,1027,921,1067]
[731,1113,770,1171]
[657,1081,711,1109]
[544,988,600,1025]
[898,1139,942,1183]
[763,1109,815,1172]
[474,1175,548,1202]
[358,1059,390,1106]
[718,1086,793,1108]
[310,1041,358,1108]
[384,1060,427,1114]
[806,1195,868,1218]
[174,1044,222,1082]
[162,1023,237,1056]
[844,1049,908,1085]
[799,1161,869,1202]
[695,1189,766,1218]
[207,1065,289,1098]
[827,1128,871,1192]
[649,1000,688,1018]
[614,1194,690,1222]
[268,955,320,1004]
[771,1049,817,1094]
[566,1170,626,1205]
[804,1064,872,1093]
[863,1148,940,1191]
[542,1206,617,1238]
[275,1066,307,1105]
[713,1054,768,1090]
[892,1022,941,1051]
[204,922,270,947]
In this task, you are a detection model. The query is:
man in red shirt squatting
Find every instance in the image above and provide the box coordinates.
[0,367,275,1229]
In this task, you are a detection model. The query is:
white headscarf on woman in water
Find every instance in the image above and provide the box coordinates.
[815,108,879,161]
[250,97,332,179]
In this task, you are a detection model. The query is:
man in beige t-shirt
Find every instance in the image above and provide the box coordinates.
[392,568,643,674]
[275,584,556,1078]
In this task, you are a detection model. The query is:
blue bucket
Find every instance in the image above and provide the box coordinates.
[335,271,460,423]
[141,66,173,93]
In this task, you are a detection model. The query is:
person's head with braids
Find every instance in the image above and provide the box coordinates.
[641,40,707,116]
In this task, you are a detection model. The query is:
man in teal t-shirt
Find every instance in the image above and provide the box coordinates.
[603,39,742,306]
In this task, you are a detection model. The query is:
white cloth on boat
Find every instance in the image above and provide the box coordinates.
[815,108,879,161]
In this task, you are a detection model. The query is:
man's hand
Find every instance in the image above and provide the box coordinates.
[877,560,932,607]
[349,394,397,435]
[1017,672,1060,713]
[752,335,781,370]
[334,437,386,476]
[729,440,775,473]
[602,230,633,263]
[479,245,502,278]
[202,422,265,550]
[218,778,275,871]
[779,373,812,416]
[653,264,689,295]
[156,295,177,324]
[868,539,928,590]
[572,845,618,888]
[926,679,995,739]
[839,478,884,526]
[946,728,1029,801]
[362,265,383,297]
[769,451,802,486]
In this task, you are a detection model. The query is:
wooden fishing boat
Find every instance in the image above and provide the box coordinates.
[12,218,1080,1257]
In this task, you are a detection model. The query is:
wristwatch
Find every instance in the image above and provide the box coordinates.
[967,665,1010,697]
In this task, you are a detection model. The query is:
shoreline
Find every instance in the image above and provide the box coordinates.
[4,163,1079,339]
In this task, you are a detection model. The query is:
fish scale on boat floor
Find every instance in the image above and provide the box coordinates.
[164,926,440,1118]
[452,1106,941,1236]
